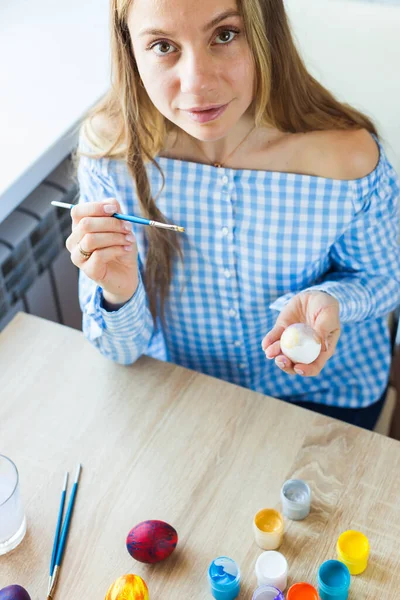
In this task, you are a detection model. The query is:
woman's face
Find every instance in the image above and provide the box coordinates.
[128,0,255,142]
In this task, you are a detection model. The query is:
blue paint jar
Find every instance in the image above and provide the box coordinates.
[317,559,351,600]
[208,556,241,600]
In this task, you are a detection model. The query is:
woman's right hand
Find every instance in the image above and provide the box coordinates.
[66,199,139,307]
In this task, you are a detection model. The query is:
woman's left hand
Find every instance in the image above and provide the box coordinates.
[261,291,341,377]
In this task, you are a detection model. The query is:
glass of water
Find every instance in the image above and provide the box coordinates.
[0,455,26,555]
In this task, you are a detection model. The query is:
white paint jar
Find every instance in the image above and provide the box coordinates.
[255,551,288,591]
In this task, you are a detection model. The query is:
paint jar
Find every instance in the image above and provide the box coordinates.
[253,509,284,550]
[208,556,241,600]
[317,559,351,600]
[255,551,288,591]
[337,530,369,575]
[281,479,311,520]
[252,584,285,600]
[286,583,319,599]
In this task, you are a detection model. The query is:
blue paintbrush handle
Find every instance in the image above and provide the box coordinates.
[50,201,184,232]
[50,474,68,576]
[51,201,150,225]
[112,213,150,226]
[55,465,81,567]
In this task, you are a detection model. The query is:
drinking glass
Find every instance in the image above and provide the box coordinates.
[0,455,26,554]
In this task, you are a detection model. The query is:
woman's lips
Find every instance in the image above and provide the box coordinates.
[182,103,229,123]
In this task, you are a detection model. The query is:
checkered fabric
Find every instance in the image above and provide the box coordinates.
[78,133,400,408]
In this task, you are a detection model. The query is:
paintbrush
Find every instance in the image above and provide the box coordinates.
[47,465,82,599]
[51,201,185,233]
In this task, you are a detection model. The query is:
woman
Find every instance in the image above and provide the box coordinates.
[67,0,400,429]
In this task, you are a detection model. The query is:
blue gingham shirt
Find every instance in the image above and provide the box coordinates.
[78,133,400,408]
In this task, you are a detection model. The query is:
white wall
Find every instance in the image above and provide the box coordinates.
[286,0,400,174]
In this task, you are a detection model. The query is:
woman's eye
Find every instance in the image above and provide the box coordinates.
[151,41,175,56]
[148,28,239,55]
[214,29,238,44]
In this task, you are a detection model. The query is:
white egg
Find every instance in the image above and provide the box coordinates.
[280,323,322,365]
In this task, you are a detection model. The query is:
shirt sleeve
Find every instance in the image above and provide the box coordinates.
[76,141,155,365]
[269,157,400,323]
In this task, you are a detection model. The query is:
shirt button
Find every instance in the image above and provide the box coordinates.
[222,175,229,184]
[234,340,242,347]
[229,308,237,317]
[239,363,246,369]
[221,227,229,236]
[224,269,231,279]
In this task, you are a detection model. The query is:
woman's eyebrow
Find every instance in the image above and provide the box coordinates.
[138,9,241,37]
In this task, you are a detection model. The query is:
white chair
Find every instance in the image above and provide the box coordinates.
[286,0,400,434]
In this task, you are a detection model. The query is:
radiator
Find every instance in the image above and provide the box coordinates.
[0,155,82,332]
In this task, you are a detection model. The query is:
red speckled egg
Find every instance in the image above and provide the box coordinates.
[126,520,178,564]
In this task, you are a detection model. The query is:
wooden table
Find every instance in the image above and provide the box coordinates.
[1,313,399,599]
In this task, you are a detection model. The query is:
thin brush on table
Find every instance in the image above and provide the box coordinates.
[48,464,82,600]
[51,200,185,233]
[47,472,68,594]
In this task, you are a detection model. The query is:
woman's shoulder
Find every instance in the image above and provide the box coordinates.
[294,128,380,181]
[78,112,124,159]
[89,112,120,140]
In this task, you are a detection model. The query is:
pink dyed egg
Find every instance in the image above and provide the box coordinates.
[126,520,178,564]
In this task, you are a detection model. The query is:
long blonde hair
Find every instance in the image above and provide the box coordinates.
[78,0,378,323]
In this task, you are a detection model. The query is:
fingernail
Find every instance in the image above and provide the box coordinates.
[276,358,287,369]
[264,350,274,360]
[325,339,329,351]
[104,204,116,214]
[125,234,135,242]
[123,222,132,232]
[294,368,304,375]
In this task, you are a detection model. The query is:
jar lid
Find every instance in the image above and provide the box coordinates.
[208,556,240,592]
[255,551,288,589]
[337,530,369,562]
[286,583,319,599]
[317,560,351,594]
[254,509,284,534]
[252,584,285,600]
[281,479,311,508]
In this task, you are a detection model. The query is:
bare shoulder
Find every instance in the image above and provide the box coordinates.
[297,128,380,180]
[87,111,119,141]
[79,111,124,158]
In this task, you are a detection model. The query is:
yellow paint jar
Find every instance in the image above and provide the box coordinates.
[337,530,369,575]
[253,509,284,550]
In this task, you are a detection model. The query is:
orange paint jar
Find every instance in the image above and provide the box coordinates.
[286,582,319,600]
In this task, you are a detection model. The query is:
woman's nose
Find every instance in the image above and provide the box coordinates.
[179,50,218,96]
